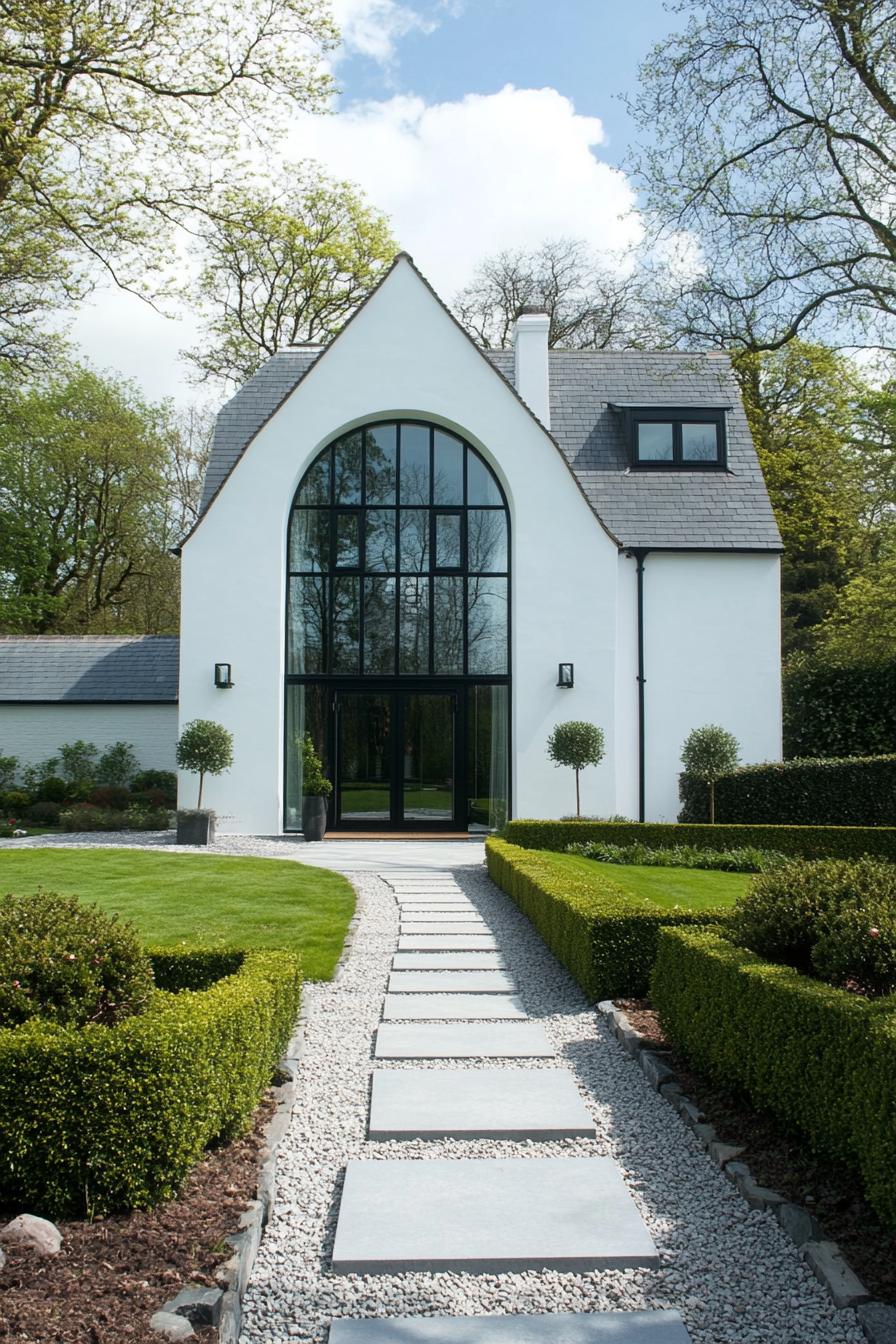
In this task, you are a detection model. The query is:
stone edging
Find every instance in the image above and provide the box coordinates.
[597,1001,896,1344]
[152,894,364,1340]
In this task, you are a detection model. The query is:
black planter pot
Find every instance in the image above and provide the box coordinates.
[176,809,216,846]
[302,796,328,842]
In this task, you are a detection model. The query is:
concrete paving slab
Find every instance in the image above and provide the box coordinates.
[399,912,487,924]
[396,905,479,914]
[388,971,516,994]
[329,1311,693,1343]
[374,1023,554,1059]
[383,993,527,1020]
[400,923,491,935]
[392,953,506,970]
[368,1068,595,1139]
[398,936,498,951]
[395,900,478,908]
[331,1157,659,1273]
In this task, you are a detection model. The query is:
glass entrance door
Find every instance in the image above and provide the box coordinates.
[335,688,458,829]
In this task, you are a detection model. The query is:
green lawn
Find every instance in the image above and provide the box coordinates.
[545,851,750,909]
[0,849,355,980]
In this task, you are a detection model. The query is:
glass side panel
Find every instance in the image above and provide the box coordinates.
[467,576,508,674]
[402,693,454,822]
[284,684,329,831]
[364,577,396,675]
[289,508,329,573]
[338,693,391,822]
[334,432,363,503]
[287,576,327,673]
[433,431,464,504]
[366,510,396,572]
[332,576,360,673]
[435,512,462,569]
[467,448,502,505]
[682,422,720,462]
[636,421,674,461]
[400,424,430,504]
[467,683,508,831]
[433,575,464,674]
[399,576,429,673]
[366,424,397,503]
[468,509,507,572]
[335,512,360,568]
[297,454,330,505]
[400,509,429,572]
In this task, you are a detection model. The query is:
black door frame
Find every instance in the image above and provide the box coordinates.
[332,680,464,831]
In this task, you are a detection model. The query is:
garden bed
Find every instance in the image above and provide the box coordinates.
[0,1091,276,1343]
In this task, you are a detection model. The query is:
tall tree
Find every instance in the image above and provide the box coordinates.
[0,365,201,633]
[0,0,336,365]
[453,238,676,350]
[629,0,896,349]
[185,164,397,385]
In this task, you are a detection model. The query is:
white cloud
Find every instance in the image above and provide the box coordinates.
[329,0,437,64]
[289,85,642,296]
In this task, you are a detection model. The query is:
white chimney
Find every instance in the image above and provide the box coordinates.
[512,308,551,429]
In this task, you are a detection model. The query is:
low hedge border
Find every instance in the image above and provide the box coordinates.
[651,926,896,1229]
[485,838,729,998]
[0,947,302,1217]
[501,819,896,863]
[679,755,896,827]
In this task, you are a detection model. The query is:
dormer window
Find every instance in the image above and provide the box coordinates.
[612,405,728,470]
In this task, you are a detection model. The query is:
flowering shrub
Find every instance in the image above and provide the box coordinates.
[0,889,154,1029]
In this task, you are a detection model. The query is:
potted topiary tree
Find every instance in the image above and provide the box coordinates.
[175,718,234,845]
[301,734,332,842]
[547,720,605,818]
[681,724,740,824]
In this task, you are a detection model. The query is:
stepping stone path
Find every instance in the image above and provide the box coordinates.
[326,869,692,1341]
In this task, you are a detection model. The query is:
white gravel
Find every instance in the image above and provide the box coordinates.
[238,867,865,1344]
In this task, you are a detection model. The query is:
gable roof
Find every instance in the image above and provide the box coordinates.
[0,636,179,703]
[189,254,781,553]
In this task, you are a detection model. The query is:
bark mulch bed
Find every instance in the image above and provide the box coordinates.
[0,1094,277,1344]
[616,998,896,1306]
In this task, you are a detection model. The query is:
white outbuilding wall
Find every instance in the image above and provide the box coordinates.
[179,258,621,832]
[0,704,178,773]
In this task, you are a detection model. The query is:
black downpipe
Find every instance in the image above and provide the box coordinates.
[633,550,648,823]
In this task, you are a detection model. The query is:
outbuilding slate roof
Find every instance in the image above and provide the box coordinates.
[0,636,179,703]
[193,315,781,551]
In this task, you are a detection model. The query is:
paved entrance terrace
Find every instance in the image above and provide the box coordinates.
[236,859,865,1344]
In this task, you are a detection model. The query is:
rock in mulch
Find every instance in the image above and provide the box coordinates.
[0,1215,62,1256]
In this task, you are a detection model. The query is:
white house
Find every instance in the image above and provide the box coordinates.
[173,254,782,834]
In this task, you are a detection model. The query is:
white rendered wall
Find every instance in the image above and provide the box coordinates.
[614,554,641,819]
[0,704,178,773]
[642,552,782,821]
[179,258,621,832]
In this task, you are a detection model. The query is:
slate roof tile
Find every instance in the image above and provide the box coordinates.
[0,637,179,703]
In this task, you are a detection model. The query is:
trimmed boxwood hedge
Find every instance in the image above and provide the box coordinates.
[651,926,896,1227]
[501,819,896,862]
[679,755,896,826]
[784,654,896,759]
[485,838,729,999]
[0,948,301,1218]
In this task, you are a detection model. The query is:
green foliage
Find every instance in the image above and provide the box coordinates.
[815,556,896,662]
[35,776,68,802]
[301,734,332,798]
[0,890,153,1029]
[502,818,896,862]
[486,838,729,999]
[546,721,605,817]
[88,785,132,810]
[59,805,170,833]
[681,724,740,823]
[732,857,896,996]
[187,164,397,386]
[784,655,896,758]
[567,840,784,874]
[176,720,234,808]
[96,742,138,787]
[0,754,18,790]
[1,789,30,812]
[131,770,178,805]
[0,948,302,1216]
[24,800,61,825]
[651,927,896,1227]
[679,754,896,825]
[56,740,99,787]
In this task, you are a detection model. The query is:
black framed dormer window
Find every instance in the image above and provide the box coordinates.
[618,406,727,470]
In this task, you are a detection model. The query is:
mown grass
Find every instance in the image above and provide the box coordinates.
[0,848,355,980]
[544,851,750,910]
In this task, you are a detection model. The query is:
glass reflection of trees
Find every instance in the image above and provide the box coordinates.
[287,422,509,678]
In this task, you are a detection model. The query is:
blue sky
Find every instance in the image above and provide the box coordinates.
[72,0,682,402]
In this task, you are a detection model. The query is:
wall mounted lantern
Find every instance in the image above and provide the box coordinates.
[557,663,574,689]
[214,662,234,689]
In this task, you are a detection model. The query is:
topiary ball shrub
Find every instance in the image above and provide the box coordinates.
[732,857,896,990]
[0,890,154,1029]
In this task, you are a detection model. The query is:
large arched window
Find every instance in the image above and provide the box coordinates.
[284,421,510,833]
